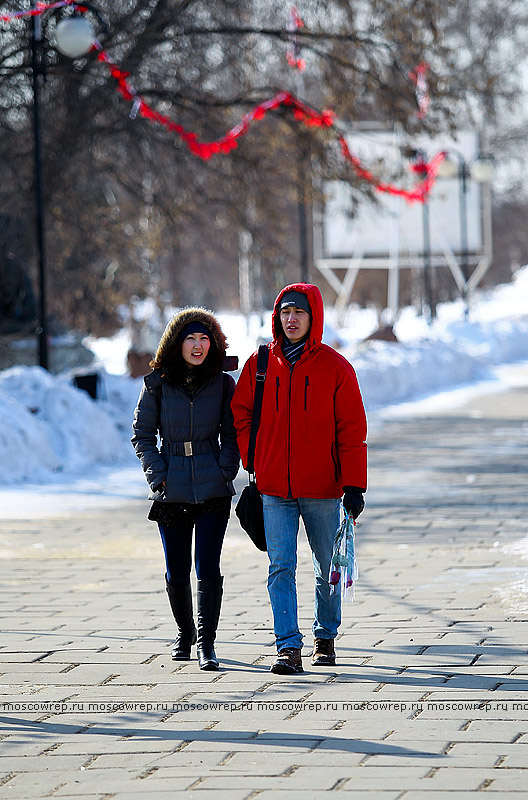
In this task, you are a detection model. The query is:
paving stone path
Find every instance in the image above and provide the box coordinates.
[1,377,528,798]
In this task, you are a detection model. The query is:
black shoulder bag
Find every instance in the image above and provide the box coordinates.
[235,344,269,552]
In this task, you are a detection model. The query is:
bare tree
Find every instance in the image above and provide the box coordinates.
[0,0,524,334]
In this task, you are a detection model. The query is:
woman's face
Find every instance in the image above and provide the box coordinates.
[181,332,210,367]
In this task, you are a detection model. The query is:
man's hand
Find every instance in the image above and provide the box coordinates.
[342,486,365,520]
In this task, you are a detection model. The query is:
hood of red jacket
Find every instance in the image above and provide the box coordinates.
[271,283,324,349]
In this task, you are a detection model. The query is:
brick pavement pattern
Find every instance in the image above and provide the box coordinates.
[1,382,527,798]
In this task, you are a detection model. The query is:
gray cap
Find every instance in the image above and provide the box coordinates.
[280,291,311,315]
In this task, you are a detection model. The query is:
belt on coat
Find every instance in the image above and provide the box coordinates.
[162,440,216,457]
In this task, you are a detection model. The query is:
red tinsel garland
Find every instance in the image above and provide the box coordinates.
[287,6,306,72]
[3,0,445,202]
[0,0,79,22]
[100,44,445,202]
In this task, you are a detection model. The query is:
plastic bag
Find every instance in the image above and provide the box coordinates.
[329,509,358,602]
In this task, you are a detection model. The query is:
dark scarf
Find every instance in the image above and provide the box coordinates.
[282,333,309,366]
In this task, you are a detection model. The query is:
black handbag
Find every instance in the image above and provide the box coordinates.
[235,344,269,552]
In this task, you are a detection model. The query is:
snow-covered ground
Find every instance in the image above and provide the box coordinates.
[1,265,528,514]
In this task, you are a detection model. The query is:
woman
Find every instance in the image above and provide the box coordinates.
[132,308,239,670]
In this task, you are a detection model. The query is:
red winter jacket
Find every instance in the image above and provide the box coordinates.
[231,283,367,499]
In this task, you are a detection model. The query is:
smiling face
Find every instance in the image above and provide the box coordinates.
[280,306,311,342]
[181,332,211,367]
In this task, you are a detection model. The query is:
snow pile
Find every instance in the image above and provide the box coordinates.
[348,315,528,409]
[0,392,59,481]
[342,266,528,408]
[350,338,485,408]
[442,316,528,363]
[0,367,127,483]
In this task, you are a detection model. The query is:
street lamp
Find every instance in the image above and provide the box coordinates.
[411,150,436,321]
[437,149,495,316]
[298,138,309,284]
[30,5,97,370]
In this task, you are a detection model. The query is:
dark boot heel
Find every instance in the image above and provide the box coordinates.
[165,578,197,660]
[197,642,218,671]
[196,576,223,671]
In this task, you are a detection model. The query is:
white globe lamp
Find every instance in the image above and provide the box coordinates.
[437,154,459,179]
[54,17,95,58]
[469,157,495,183]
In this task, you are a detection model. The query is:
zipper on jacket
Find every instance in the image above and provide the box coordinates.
[189,399,198,502]
[287,366,293,497]
[304,376,309,411]
[276,376,280,411]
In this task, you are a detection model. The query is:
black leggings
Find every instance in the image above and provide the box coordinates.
[159,505,230,587]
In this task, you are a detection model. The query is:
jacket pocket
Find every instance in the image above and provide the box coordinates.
[276,377,280,411]
[206,454,231,493]
[304,376,309,411]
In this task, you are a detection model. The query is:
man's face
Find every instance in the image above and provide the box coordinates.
[280,306,311,342]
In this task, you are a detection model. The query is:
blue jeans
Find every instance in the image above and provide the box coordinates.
[262,495,341,651]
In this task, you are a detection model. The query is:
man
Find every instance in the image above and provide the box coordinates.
[232,283,367,674]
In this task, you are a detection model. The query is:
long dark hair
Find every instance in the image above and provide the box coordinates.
[161,334,223,387]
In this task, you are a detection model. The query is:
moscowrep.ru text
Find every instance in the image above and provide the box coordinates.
[2,700,528,715]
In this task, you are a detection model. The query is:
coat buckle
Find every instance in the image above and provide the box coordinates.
[184,441,193,456]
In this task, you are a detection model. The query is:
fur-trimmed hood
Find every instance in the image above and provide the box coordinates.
[150,307,228,370]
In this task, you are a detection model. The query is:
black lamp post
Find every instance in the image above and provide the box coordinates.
[298,140,309,284]
[294,68,309,284]
[29,5,98,370]
[30,2,48,369]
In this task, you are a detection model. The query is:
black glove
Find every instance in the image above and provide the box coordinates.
[342,486,365,520]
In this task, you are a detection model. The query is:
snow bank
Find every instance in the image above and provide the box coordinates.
[0,367,127,483]
[348,315,528,409]
[0,392,59,481]
[350,339,485,408]
[341,265,528,408]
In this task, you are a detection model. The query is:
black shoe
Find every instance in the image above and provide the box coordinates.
[165,578,197,660]
[311,638,335,666]
[197,576,223,671]
[270,648,303,674]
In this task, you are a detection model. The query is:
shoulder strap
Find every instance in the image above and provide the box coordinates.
[246,344,270,476]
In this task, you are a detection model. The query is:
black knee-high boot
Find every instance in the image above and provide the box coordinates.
[165,577,197,660]
[196,576,223,670]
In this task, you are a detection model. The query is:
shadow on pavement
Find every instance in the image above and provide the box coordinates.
[0,716,443,758]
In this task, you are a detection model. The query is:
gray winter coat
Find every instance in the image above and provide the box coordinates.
[132,368,240,504]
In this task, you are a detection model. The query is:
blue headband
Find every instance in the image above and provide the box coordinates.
[177,321,211,343]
